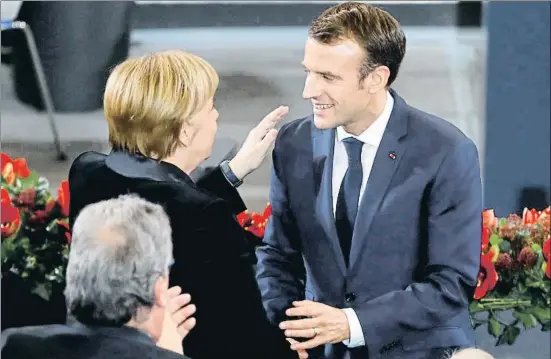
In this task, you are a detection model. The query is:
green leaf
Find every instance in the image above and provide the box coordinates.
[530,306,551,322]
[469,301,485,313]
[498,218,508,227]
[513,311,538,329]
[496,325,521,346]
[532,244,542,252]
[17,172,40,189]
[518,281,527,294]
[488,316,501,337]
[490,234,503,246]
[499,240,511,253]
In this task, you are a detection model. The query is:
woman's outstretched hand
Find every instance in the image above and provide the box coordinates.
[229,105,289,180]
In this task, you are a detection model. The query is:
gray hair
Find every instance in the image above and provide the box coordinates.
[64,194,173,326]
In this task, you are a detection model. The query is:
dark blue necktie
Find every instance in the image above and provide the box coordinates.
[335,137,363,266]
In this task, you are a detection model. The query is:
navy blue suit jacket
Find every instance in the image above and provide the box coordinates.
[256,90,483,359]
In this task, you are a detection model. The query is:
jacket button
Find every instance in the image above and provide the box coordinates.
[345,292,356,302]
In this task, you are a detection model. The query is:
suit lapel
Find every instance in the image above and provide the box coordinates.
[312,123,347,276]
[348,90,410,273]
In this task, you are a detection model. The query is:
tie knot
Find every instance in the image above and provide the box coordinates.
[342,137,363,166]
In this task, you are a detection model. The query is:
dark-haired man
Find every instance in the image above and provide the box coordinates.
[257,3,482,359]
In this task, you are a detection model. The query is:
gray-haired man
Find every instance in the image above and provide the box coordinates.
[2,195,196,359]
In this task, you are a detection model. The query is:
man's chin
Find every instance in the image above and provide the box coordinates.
[313,114,336,130]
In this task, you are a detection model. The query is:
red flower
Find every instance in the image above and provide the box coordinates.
[236,211,252,227]
[263,203,272,219]
[495,253,512,270]
[522,207,550,226]
[1,187,21,238]
[57,180,70,217]
[517,247,538,269]
[14,188,36,208]
[482,209,498,230]
[247,212,268,238]
[29,210,49,226]
[1,153,31,185]
[543,236,550,279]
[57,220,71,244]
[474,248,499,300]
[481,226,491,252]
[236,203,272,239]
[45,198,56,213]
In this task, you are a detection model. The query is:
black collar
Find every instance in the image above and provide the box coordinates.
[105,149,195,186]
[68,321,155,346]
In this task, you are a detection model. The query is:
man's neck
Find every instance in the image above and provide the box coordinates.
[342,90,388,136]
[126,319,157,341]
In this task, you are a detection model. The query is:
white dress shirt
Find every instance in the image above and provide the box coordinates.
[333,91,394,348]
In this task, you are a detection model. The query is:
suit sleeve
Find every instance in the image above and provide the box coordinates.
[255,132,306,327]
[195,166,246,215]
[354,140,482,355]
[169,199,296,359]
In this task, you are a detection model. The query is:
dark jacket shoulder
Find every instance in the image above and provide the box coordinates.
[1,324,189,359]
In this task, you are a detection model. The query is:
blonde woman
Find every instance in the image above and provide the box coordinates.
[68,51,297,359]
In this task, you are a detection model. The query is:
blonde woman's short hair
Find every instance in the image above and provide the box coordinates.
[104,50,219,159]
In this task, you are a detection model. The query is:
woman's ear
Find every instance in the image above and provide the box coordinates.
[179,124,192,147]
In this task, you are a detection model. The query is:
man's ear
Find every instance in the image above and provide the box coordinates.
[368,66,390,93]
[154,276,169,308]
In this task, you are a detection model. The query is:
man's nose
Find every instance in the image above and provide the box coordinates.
[302,75,320,99]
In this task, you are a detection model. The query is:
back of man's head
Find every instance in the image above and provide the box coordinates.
[64,194,173,326]
[449,348,495,359]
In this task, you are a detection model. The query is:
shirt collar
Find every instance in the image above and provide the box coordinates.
[336,90,394,148]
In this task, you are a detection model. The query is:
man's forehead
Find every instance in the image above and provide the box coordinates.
[305,37,363,56]
[303,37,363,73]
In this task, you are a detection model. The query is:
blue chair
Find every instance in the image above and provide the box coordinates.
[1,17,67,160]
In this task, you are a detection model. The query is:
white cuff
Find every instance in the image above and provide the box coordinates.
[341,308,365,348]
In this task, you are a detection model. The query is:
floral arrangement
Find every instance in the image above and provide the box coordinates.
[470,207,550,345]
[1,152,71,301]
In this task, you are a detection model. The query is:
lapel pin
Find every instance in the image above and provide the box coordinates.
[388,151,397,160]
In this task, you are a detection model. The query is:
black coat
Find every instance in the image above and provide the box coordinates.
[67,149,296,359]
[1,323,191,359]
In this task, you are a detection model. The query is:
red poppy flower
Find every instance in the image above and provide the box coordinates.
[474,248,499,299]
[1,153,31,185]
[236,211,252,227]
[1,187,21,238]
[246,212,268,238]
[262,203,272,219]
[482,209,498,230]
[57,180,70,217]
[522,206,550,226]
[543,236,550,279]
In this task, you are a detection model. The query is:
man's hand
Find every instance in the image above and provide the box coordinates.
[279,300,350,351]
[157,286,197,354]
[229,105,289,180]
[170,291,197,339]
[286,338,309,359]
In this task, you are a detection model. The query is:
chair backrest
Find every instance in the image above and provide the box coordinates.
[1,1,23,21]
